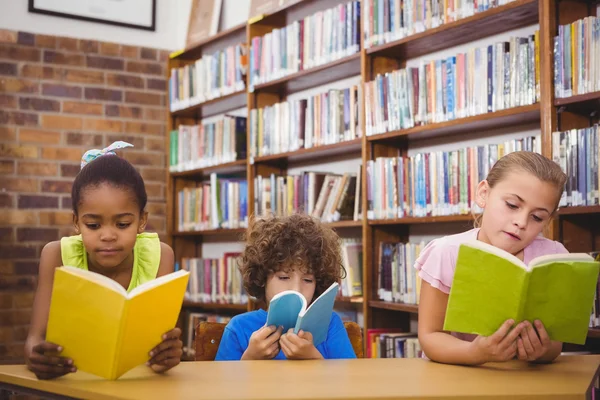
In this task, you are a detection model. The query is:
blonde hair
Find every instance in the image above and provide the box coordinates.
[473,151,567,228]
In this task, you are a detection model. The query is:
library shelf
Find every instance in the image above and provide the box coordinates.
[182,301,248,311]
[588,328,600,338]
[366,0,539,60]
[251,52,361,95]
[555,91,600,116]
[325,220,363,229]
[367,104,540,143]
[369,301,419,314]
[170,159,247,178]
[369,214,475,226]
[171,90,247,119]
[558,205,600,216]
[252,138,362,165]
[171,228,246,237]
[172,22,247,61]
[336,296,364,305]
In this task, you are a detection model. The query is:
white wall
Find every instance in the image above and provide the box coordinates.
[0,0,250,50]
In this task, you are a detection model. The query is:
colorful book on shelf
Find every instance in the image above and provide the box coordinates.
[46,267,189,380]
[266,282,339,346]
[444,240,600,345]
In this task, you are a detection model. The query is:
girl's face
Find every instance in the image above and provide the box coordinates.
[265,266,316,306]
[73,182,147,271]
[476,171,559,258]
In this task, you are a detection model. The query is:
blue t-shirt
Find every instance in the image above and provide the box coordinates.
[215,309,356,360]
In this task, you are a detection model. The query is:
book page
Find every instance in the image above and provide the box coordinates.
[128,269,190,299]
[61,266,128,297]
[295,282,339,346]
[529,253,594,269]
[266,290,306,332]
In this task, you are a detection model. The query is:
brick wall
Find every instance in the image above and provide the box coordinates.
[0,30,169,363]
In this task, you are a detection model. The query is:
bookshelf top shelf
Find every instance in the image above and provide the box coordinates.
[558,205,600,216]
[365,0,539,61]
[252,139,362,166]
[367,104,540,143]
[182,301,248,311]
[172,228,246,238]
[171,159,247,179]
[172,23,247,61]
[369,301,419,314]
[171,90,247,119]
[369,214,475,226]
[555,91,600,116]
[251,53,361,95]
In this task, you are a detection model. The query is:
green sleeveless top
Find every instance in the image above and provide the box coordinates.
[60,232,161,292]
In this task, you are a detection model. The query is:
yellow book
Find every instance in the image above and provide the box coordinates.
[46,267,189,380]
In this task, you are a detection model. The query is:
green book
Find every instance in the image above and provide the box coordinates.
[444,240,600,345]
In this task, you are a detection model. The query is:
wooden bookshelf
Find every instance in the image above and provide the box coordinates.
[369,301,419,314]
[172,22,247,61]
[171,228,246,237]
[554,91,600,115]
[558,205,600,216]
[171,90,247,119]
[252,139,362,166]
[182,301,248,311]
[170,159,247,178]
[589,328,600,339]
[325,220,363,229]
[369,214,475,226]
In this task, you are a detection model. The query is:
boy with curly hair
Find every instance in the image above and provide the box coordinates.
[215,213,356,360]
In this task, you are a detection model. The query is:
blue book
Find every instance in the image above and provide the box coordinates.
[266,282,339,347]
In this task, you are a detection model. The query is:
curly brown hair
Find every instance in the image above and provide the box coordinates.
[240,213,345,303]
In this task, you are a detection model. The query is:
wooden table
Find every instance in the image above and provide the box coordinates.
[0,355,598,400]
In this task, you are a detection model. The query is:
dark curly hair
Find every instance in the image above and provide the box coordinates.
[240,213,345,303]
[71,155,147,216]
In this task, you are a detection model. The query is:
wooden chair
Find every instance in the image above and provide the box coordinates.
[195,320,363,361]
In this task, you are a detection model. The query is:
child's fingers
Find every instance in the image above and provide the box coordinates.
[267,342,280,358]
[516,338,527,360]
[29,352,72,367]
[148,347,183,365]
[29,362,76,376]
[533,320,551,346]
[298,330,313,343]
[523,321,541,348]
[256,325,278,340]
[499,321,523,346]
[32,341,62,354]
[161,328,182,341]
[519,331,536,358]
[149,338,182,359]
[491,319,516,342]
[279,338,292,357]
[266,326,283,345]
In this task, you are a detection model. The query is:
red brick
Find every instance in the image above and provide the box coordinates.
[0,276,36,291]
[13,292,35,308]
[17,162,58,177]
[107,134,143,148]
[43,50,84,66]
[18,194,59,208]
[125,90,163,106]
[0,126,16,141]
[65,132,103,147]
[0,111,38,126]
[13,326,29,342]
[41,180,72,193]
[83,118,123,133]
[140,48,158,60]
[147,217,165,232]
[0,328,13,344]
[121,45,139,59]
[41,147,82,162]
[0,245,37,259]
[0,260,13,275]
[0,227,13,241]
[0,62,17,76]
[106,73,144,88]
[140,167,166,182]
[60,163,81,177]
[0,46,40,62]
[146,183,164,200]
[0,210,37,225]
[143,107,165,121]
[62,196,72,209]
[159,50,170,62]
[62,68,105,84]
[146,201,166,216]
[17,32,35,46]
[145,137,165,151]
[12,309,32,325]
[87,55,124,71]
[41,115,82,130]
[0,144,38,158]
[124,121,163,135]
[63,101,103,115]
[0,294,12,310]
[0,78,39,93]
[0,177,38,192]
[20,129,61,144]
[17,228,59,242]
[19,97,60,112]
[20,64,56,79]
[122,151,161,166]
[79,39,99,53]
[147,78,167,91]
[42,83,82,99]
[99,42,120,56]
[0,160,14,175]
[0,94,16,108]
[105,104,142,119]
[57,37,79,51]
[39,211,72,225]
[0,193,14,208]
[35,34,57,49]
[126,61,162,75]
[84,87,122,102]
[0,30,17,44]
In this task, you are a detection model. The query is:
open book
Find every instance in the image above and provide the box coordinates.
[266,282,339,347]
[46,267,189,380]
[444,240,600,345]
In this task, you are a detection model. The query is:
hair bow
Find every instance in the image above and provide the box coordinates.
[80,141,134,169]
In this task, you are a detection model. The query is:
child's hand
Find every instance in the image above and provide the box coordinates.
[26,341,76,380]
[147,328,183,373]
[516,320,553,362]
[470,319,524,364]
[242,325,283,360]
[280,329,324,360]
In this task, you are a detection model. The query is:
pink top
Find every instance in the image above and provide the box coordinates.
[415,228,569,346]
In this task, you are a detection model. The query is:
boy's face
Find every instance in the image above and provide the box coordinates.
[265,267,316,305]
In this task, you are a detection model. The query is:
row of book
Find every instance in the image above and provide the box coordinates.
[339,239,364,298]
[366,136,540,219]
[365,33,540,135]
[249,85,361,158]
[249,1,361,87]
[169,43,247,111]
[169,116,247,173]
[183,312,233,357]
[378,241,425,305]
[177,175,248,231]
[363,0,517,49]
[367,330,421,358]
[253,168,362,223]
[181,254,248,305]
[554,11,600,99]
[553,125,599,208]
